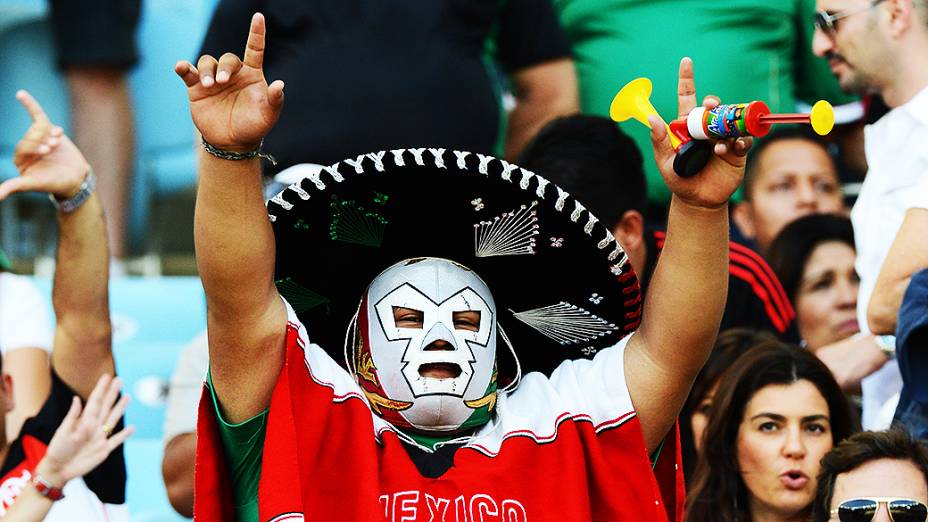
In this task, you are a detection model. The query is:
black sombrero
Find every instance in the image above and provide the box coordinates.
[268,148,642,378]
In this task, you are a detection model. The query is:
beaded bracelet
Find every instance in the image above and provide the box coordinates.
[48,168,96,213]
[202,138,277,166]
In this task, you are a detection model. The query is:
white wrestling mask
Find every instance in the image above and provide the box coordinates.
[353,258,498,433]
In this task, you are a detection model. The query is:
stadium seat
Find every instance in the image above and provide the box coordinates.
[0,3,70,259]
[128,0,214,248]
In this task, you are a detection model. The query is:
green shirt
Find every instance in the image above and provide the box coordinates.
[207,375,266,522]
[554,0,857,206]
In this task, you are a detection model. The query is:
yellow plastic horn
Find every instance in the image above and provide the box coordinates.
[610,78,681,149]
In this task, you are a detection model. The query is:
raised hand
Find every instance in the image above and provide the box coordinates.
[175,12,284,152]
[35,374,134,488]
[0,91,90,201]
[649,58,750,209]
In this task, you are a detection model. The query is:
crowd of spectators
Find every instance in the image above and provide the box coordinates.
[1,0,927,519]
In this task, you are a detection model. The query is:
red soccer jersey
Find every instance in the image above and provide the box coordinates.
[196,304,682,521]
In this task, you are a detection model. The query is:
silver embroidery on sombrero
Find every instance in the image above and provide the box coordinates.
[534,175,550,198]
[322,162,344,182]
[428,148,446,169]
[570,200,587,223]
[270,192,293,210]
[290,184,311,201]
[510,301,619,345]
[367,151,386,172]
[499,160,518,182]
[266,147,631,280]
[474,201,539,258]
[329,197,387,247]
[476,153,494,175]
[610,252,630,276]
[453,150,471,169]
[345,155,366,173]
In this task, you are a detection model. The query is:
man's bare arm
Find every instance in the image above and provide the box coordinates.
[867,207,928,334]
[623,58,748,453]
[176,13,287,423]
[505,58,579,159]
[1,90,113,400]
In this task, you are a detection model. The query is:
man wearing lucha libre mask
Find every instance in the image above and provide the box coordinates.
[181,14,750,522]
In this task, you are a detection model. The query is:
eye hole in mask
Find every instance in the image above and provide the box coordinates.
[392,306,424,329]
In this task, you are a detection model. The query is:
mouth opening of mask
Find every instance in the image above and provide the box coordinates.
[418,362,463,379]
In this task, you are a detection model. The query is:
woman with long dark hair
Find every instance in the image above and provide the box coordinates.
[680,328,776,482]
[767,214,859,351]
[686,342,858,522]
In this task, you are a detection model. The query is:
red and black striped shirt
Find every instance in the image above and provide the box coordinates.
[646,230,798,342]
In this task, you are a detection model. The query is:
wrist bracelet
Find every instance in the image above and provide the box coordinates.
[875,335,896,359]
[32,474,65,501]
[48,168,95,213]
[202,138,277,166]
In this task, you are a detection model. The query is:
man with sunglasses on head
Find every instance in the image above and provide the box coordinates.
[813,429,928,522]
[811,0,928,430]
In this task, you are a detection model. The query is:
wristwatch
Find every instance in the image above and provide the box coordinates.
[32,474,65,501]
[48,168,95,214]
[874,335,896,359]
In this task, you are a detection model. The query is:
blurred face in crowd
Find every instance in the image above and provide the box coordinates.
[812,0,890,96]
[830,458,928,522]
[738,380,833,520]
[735,139,844,253]
[795,240,860,350]
[690,383,718,454]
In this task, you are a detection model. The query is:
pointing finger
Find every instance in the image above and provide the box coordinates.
[677,57,697,120]
[16,90,49,124]
[243,13,266,69]
[174,61,200,87]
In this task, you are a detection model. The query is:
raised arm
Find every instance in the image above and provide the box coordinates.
[175,13,287,423]
[623,59,749,452]
[0,91,112,400]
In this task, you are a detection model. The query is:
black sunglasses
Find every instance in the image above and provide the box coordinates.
[832,497,928,522]
[813,0,886,36]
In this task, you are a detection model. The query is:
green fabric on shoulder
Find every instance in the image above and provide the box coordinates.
[207,372,267,522]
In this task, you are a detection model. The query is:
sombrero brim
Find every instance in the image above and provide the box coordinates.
[268,148,641,378]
